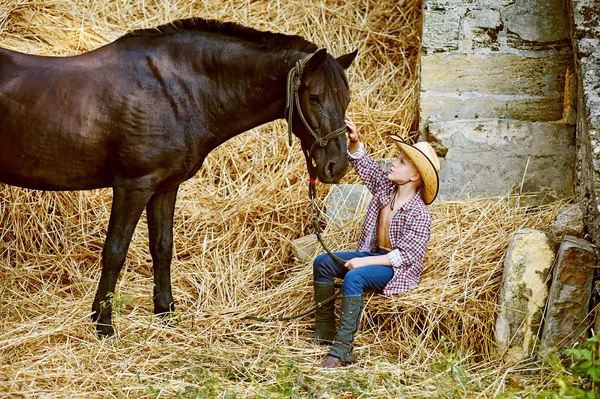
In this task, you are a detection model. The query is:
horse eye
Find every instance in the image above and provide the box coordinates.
[309,94,320,103]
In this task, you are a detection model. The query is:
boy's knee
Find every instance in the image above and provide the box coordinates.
[313,253,328,266]
[344,269,363,285]
[313,253,333,271]
[313,253,337,281]
[344,269,366,288]
[342,270,365,296]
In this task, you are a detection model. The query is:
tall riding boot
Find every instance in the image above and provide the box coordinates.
[323,295,363,366]
[313,281,337,344]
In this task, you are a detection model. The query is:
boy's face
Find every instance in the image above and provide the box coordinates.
[387,151,420,185]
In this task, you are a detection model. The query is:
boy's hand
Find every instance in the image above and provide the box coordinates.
[344,258,367,270]
[345,117,360,154]
[345,118,359,143]
[345,254,392,270]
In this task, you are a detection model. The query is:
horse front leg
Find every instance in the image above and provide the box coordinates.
[92,186,151,336]
[146,188,178,318]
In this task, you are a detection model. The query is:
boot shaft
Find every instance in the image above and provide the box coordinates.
[336,295,363,337]
[328,295,363,363]
[314,281,336,308]
[313,281,337,343]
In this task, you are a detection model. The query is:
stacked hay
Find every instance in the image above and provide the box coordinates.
[0,0,563,397]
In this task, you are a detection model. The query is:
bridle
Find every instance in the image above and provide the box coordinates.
[284,52,348,266]
[284,52,348,179]
[236,53,350,323]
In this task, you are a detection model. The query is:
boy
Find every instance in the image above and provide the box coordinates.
[313,118,441,368]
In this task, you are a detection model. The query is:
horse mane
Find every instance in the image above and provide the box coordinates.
[120,18,318,53]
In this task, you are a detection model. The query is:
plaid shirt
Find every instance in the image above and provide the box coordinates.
[348,144,432,295]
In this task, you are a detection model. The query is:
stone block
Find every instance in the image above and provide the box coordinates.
[551,204,585,239]
[420,52,572,126]
[461,9,502,51]
[420,91,564,125]
[496,229,555,363]
[426,0,511,10]
[325,184,371,228]
[290,234,320,263]
[541,236,596,352]
[502,0,570,43]
[464,9,501,29]
[421,53,571,97]
[570,0,600,248]
[429,119,575,201]
[426,0,467,9]
[422,9,460,53]
[571,1,600,38]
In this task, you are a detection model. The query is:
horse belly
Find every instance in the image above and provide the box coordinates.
[0,100,111,191]
[0,58,119,190]
[0,134,111,191]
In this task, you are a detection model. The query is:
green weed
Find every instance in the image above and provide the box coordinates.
[99,291,132,318]
[537,335,600,398]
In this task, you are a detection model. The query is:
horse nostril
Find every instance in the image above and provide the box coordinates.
[327,161,335,178]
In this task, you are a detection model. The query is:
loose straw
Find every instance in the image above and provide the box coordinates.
[0,0,564,397]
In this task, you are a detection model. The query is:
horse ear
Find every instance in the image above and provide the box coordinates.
[336,50,358,69]
[303,48,328,74]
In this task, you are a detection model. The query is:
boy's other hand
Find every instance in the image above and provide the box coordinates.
[345,118,359,143]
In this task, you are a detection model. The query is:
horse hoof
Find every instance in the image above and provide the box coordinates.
[153,294,175,316]
[96,323,115,337]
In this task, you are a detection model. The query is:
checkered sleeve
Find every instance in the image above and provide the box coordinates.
[387,207,431,270]
[348,144,389,195]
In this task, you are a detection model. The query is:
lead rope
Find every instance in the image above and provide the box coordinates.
[241,53,349,323]
[308,178,346,265]
[242,156,344,322]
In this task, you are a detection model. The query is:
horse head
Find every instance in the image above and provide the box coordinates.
[287,48,357,184]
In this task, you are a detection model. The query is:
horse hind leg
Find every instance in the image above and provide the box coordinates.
[146,188,178,319]
[92,186,152,336]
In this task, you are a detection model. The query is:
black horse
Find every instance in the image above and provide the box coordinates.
[0,18,356,336]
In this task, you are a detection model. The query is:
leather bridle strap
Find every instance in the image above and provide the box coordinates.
[285,53,347,156]
[285,52,348,266]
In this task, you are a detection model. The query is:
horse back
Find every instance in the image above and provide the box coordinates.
[0,45,199,192]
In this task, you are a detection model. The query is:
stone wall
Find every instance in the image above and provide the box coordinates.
[421,0,573,126]
[567,0,600,246]
[429,119,575,201]
[420,0,576,202]
[418,0,600,354]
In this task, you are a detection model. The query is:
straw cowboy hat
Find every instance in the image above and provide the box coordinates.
[389,135,441,205]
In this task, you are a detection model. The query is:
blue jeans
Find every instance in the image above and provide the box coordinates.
[313,249,394,296]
